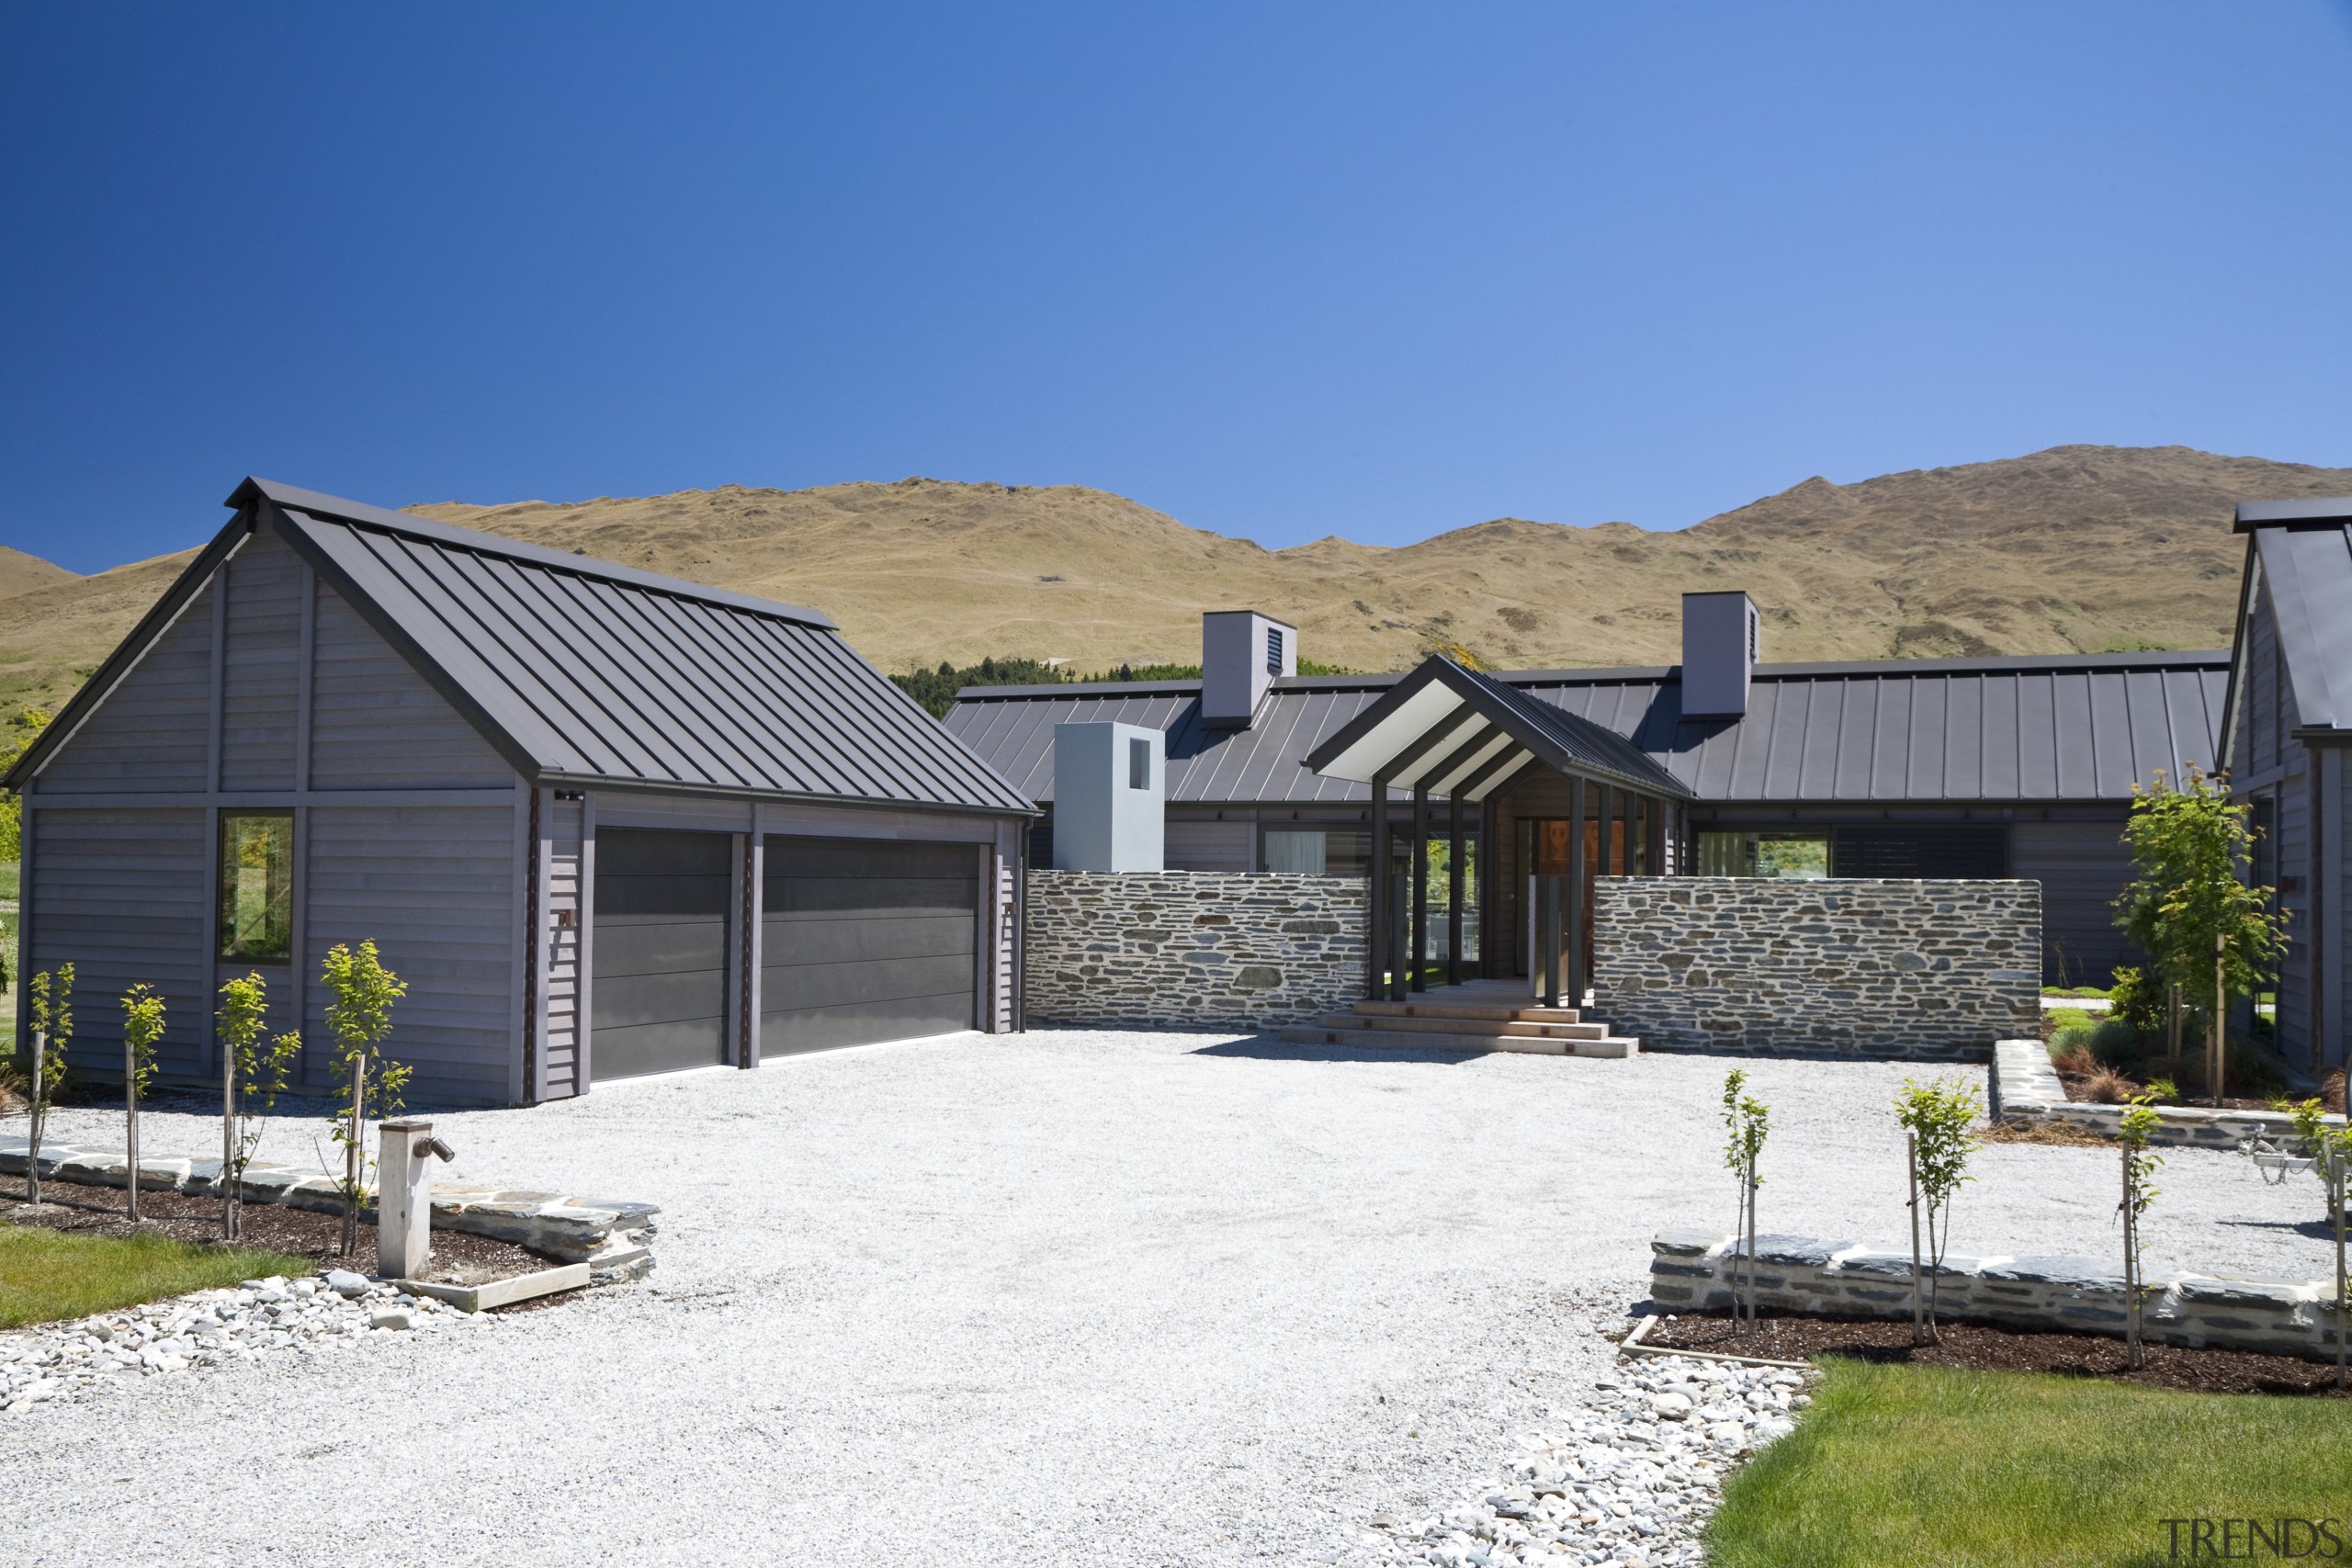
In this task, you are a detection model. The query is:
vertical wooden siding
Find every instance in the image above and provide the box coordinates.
[538,792,585,1098]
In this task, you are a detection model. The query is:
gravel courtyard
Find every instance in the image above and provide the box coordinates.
[11,1029,2335,1567]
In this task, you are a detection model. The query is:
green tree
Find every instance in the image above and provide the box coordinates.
[0,707,52,863]
[2113,765,2289,1103]
[1722,1068,1770,1335]
[2116,1099,2165,1370]
[119,984,165,1223]
[216,972,301,1241]
[321,940,411,1257]
[23,962,73,1208]
[1894,1076,1982,1343]
[2289,1099,2352,1392]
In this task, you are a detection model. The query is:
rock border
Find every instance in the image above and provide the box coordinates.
[1989,1039,2347,1149]
[0,1135,657,1280]
[1649,1228,2349,1363]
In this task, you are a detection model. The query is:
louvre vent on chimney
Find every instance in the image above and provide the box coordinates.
[1201,610,1297,728]
[1680,591,1758,718]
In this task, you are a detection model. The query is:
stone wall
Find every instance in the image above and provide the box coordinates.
[1023,870,1365,1028]
[1991,1038,2348,1148]
[1593,878,2041,1059]
[1650,1228,2347,1363]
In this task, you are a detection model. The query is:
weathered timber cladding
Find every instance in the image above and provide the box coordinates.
[1024,871,1364,1027]
[1650,1229,2346,1362]
[1594,876,2040,1058]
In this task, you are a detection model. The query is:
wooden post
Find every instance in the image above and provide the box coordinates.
[2122,1143,2142,1370]
[340,1053,366,1258]
[1368,781,1388,1001]
[124,1029,140,1224]
[27,1030,43,1209]
[378,1119,430,1280]
[1410,784,1430,992]
[1566,778,1588,1010]
[1445,800,1464,987]
[1907,1134,1926,1346]
[2212,932,2228,1110]
[2333,1147,2347,1392]
[222,1010,236,1238]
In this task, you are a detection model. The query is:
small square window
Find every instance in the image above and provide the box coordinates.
[219,812,295,962]
[1128,737,1151,790]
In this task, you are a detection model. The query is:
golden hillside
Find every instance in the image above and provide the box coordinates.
[1,444,2346,718]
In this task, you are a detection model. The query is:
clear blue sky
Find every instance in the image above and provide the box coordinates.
[5,3,2349,574]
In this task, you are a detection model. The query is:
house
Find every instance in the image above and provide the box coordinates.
[945,597,2232,987]
[2221,493,2352,1070]
[6,479,1034,1106]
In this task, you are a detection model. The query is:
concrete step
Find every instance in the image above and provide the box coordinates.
[1309,1012,1612,1041]
[1276,1023,1639,1059]
[1354,998,1586,1025]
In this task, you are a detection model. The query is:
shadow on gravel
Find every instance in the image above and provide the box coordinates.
[1189,1037,1476,1066]
[2215,1216,2337,1241]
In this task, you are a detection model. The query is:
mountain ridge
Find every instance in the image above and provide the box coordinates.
[1,444,2346,717]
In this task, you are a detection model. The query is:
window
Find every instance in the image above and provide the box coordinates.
[219,813,294,961]
[1264,829,1328,874]
[1128,737,1151,790]
[1696,830,1829,879]
[1265,626,1284,675]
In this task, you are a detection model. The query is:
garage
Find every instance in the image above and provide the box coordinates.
[592,828,733,1081]
[762,835,978,1054]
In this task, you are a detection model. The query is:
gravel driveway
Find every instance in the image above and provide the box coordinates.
[12,1030,2333,1567]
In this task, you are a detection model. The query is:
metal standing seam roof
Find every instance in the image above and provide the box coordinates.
[943,649,2232,807]
[2233,500,2352,732]
[9,478,1034,815]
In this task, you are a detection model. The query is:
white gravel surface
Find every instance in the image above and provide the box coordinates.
[9,1030,2335,1566]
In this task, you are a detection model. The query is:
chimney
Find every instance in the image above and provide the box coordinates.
[1680,591,1758,717]
[1200,610,1296,728]
[1052,722,1165,871]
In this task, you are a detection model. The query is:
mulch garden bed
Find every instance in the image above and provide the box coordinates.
[2054,1075,2285,1114]
[1639,1309,2352,1398]
[0,1173,555,1287]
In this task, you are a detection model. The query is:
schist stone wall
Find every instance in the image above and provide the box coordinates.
[1990,1039,2349,1148]
[1023,871,1365,1028]
[1593,878,2041,1059]
[1650,1229,2348,1363]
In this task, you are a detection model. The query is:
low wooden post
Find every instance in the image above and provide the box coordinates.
[1907,1134,1926,1346]
[377,1118,452,1281]
[26,1030,44,1209]
[340,1053,367,1258]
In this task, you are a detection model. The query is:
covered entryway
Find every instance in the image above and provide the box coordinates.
[592,828,733,1081]
[1305,655,1697,1004]
[762,836,978,1054]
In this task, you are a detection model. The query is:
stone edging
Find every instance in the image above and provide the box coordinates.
[0,1135,658,1280]
[1650,1227,2347,1362]
[1990,1039,2347,1149]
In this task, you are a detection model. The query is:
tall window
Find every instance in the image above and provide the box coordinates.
[219,813,294,961]
[1128,737,1151,790]
[1265,626,1284,675]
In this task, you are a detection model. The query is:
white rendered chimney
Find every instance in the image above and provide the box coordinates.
[1200,610,1296,728]
[1681,591,1758,718]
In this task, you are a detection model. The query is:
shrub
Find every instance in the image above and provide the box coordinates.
[2108,965,2165,1043]
[2143,1077,2180,1104]
[2088,1019,2143,1070]
[2081,1068,2140,1104]
[2050,1043,2098,1077]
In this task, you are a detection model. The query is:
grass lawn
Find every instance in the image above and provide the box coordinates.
[1708,1360,2352,1568]
[0,1223,311,1329]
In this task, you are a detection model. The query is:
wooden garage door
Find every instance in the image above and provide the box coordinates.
[763,836,977,1055]
[593,829,731,1081]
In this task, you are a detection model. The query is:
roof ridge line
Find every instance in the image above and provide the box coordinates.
[232,476,838,631]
